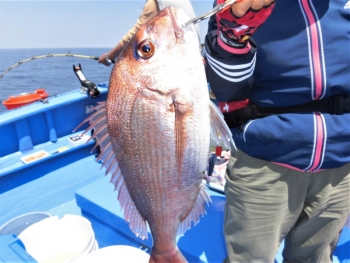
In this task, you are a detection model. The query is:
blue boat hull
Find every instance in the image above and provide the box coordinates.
[0,85,349,262]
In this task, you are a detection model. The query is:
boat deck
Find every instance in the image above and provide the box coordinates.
[0,87,349,262]
[2,150,349,262]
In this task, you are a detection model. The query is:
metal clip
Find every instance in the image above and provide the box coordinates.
[182,0,236,27]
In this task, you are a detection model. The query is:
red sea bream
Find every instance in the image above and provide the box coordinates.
[78,6,232,263]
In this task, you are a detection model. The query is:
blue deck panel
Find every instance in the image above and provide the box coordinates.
[75,175,228,263]
[0,146,103,226]
[75,174,350,263]
[0,235,37,263]
[0,87,109,226]
[0,85,108,158]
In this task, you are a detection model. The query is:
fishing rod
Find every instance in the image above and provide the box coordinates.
[1,43,207,80]
[0,53,100,79]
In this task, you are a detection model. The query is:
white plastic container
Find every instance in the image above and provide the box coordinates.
[71,245,150,263]
[0,212,52,236]
[18,214,97,263]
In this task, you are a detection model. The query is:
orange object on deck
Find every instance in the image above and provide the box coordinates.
[2,89,49,110]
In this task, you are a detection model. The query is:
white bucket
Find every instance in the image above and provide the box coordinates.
[18,214,97,263]
[71,245,150,263]
[0,212,52,236]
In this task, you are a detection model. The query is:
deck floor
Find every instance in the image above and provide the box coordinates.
[1,146,349,262]
[75,174,350,263]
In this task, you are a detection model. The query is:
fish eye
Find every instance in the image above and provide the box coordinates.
[137,39,156,59]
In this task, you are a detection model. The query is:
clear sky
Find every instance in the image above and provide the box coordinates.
[0,0,213,49]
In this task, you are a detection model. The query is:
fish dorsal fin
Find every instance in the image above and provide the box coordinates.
[177,185,211,236]
[209,100,236,151]
[76,101,148,239]
[118,182,148,239]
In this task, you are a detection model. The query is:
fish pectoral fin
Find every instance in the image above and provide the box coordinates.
[209,100,236,151]
[176,185,211,236]
[174,108,187,174]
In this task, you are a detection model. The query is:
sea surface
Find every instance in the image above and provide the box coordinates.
[0,48,113,114]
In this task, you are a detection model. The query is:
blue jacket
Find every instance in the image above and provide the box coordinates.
[205,0,350,171]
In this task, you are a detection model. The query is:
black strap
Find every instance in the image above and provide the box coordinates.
[223,95,350,128]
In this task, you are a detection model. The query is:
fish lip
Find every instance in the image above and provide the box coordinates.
[166,7,185,39]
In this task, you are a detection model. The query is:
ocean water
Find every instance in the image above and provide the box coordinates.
[0,48,113,113]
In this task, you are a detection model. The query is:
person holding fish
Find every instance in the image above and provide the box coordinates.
[98,0,200,66]
[205,0,350,262]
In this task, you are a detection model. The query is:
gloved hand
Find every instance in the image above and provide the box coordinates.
[216,0,275,53]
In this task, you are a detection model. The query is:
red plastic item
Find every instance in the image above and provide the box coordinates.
[215,146,222,157]
[2,89,48,110]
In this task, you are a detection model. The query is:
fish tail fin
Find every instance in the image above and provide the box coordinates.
[149,247,187,263]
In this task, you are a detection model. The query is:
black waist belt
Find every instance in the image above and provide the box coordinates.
[223,95,350,129]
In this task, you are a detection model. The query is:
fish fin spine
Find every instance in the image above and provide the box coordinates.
[176,185,211,236]
[78,101,147,239]
[209,100,236,150]
[118,182,149,239]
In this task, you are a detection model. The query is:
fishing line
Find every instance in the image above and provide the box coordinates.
[0,53,100,79]
[1,44,206,80]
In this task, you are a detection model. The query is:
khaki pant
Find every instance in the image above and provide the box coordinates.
[224,150,350,263]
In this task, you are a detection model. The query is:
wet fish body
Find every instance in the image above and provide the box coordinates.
[78,7,232,263]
